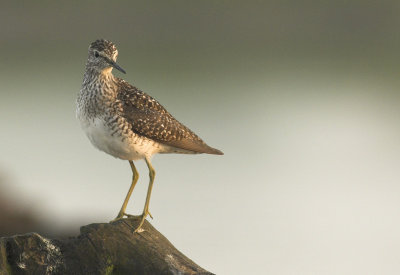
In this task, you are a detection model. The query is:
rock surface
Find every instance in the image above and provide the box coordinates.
[0,217,214,275]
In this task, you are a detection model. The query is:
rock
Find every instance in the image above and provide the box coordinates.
[0,217,214,275]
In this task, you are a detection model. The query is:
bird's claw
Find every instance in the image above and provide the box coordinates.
[110,212,136,222]
[110,211,153,232]
[123,212,136,218]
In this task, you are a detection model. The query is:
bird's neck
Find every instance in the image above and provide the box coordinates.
[83,67,117,97]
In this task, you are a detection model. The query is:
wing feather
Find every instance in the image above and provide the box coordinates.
[117,80,223,155]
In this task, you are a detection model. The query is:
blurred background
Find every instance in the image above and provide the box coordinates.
[1,1,400,274]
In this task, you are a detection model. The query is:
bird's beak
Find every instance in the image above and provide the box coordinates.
[106,58,126,74]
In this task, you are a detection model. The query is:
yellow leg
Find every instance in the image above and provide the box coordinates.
[111,160,139,221]
[134,157,156,232]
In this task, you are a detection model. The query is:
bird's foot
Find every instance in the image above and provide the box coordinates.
[110,211,153,224]
[110,211,135,223]
[126,211,153,219]
[134,211,152,233]
[110,215,124,223]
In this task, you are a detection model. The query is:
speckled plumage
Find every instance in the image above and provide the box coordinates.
[76,39,223,231]
[77,39,223,161]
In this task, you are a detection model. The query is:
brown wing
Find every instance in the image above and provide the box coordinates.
[117,80,223,155]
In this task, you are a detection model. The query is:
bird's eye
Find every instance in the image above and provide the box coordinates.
[94,51,99,57]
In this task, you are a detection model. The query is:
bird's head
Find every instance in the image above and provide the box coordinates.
[86,39,126,74]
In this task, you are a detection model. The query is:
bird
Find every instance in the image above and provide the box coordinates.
[76,39,223,232]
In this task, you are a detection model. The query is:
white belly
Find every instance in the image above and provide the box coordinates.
[80,117,160,160]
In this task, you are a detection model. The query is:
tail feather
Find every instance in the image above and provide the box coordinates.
[161,138,223,155]
[203,146,224,155]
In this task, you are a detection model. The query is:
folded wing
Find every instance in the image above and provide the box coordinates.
[117,80,223,155]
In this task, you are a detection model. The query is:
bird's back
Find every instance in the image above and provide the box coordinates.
[116,79,223,155]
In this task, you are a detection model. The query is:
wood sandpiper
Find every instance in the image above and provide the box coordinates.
[76,39,223,232]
